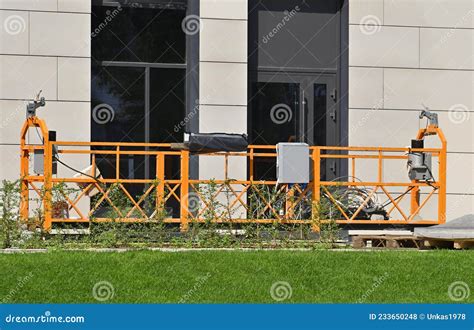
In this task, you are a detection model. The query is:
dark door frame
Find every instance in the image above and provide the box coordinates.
[247,0,349,177]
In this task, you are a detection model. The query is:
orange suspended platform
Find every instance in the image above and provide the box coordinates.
[19,114,447,232]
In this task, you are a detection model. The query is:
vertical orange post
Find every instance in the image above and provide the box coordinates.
[42,128,52,231]
[351,157,355,182]
[156,153,165,211]
[285,185,294,220]
[410,186,420,216]
[115,146,120,181]
[224,154,229,180]
[437,129,447,224]
[180,150,189,231]
[249,147,254,182]
[91,154,96,176]
[19,132,29,222]
[312,148,321,232]
[377,150,383,183]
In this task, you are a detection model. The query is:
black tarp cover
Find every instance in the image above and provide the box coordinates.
[187,133,248,152]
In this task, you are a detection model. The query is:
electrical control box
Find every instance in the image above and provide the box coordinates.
[33,149,44,175]
[276,143,309,184]
[33,130,57,175]
[407,139,433,181]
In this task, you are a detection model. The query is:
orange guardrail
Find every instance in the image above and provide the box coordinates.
[19,115,447,232]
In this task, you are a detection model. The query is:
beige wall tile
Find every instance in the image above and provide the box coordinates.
[384,0,474,28]
[30,12,90,57]
[200,19,247,63]
[349,25,420,68]
[58,0,91,13]
[0,10,28,54]
[201,0,247,20]
[444,153,474,194]
[200,62,247,106]
[349,0,384,25]
[0,145,20,180]
[58,57,91,102]
[435,112,474,153]
[445,193,474,220]
[0,0,56,11]
[0,100,26,142]
[349,67,383,109]
[384,68,474,111]
[199,106,247,134]
[420,28,474,70]
[0,55,57,100]
[199,156,247,181]
[349,109,418,148]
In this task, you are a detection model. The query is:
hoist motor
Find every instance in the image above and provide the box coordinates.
[407,110,438,182]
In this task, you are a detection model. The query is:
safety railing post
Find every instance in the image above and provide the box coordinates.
[43,137,53,231]
[180,150,190,231]
[438,135,447,224]
[156,153,165,211]
[311,148,321,231]
[20,142,29,223]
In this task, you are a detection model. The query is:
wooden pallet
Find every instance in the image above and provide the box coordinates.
[353,235,474,250]
[352,235,425,249]
[424,239,474,250]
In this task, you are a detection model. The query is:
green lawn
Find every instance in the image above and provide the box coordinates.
[0,250,472,303]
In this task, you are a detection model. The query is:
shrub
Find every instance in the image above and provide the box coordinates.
[0,180,21,248]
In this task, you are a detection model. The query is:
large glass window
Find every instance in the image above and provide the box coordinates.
[92,5,186,63]
[91,1,187,178]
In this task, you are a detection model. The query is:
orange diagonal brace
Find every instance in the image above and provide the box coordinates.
[380,186,409,221]
[119,184,148,218]
[59,188,85,220]
[349,186,379,221]
[321,186,350,221]
[89,183,124,218]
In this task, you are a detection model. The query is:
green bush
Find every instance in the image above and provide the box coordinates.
[0,180,21,248]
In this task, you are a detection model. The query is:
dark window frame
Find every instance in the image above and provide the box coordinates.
[91,0,200,178]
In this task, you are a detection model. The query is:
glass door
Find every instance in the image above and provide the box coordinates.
[249,73,338,180]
